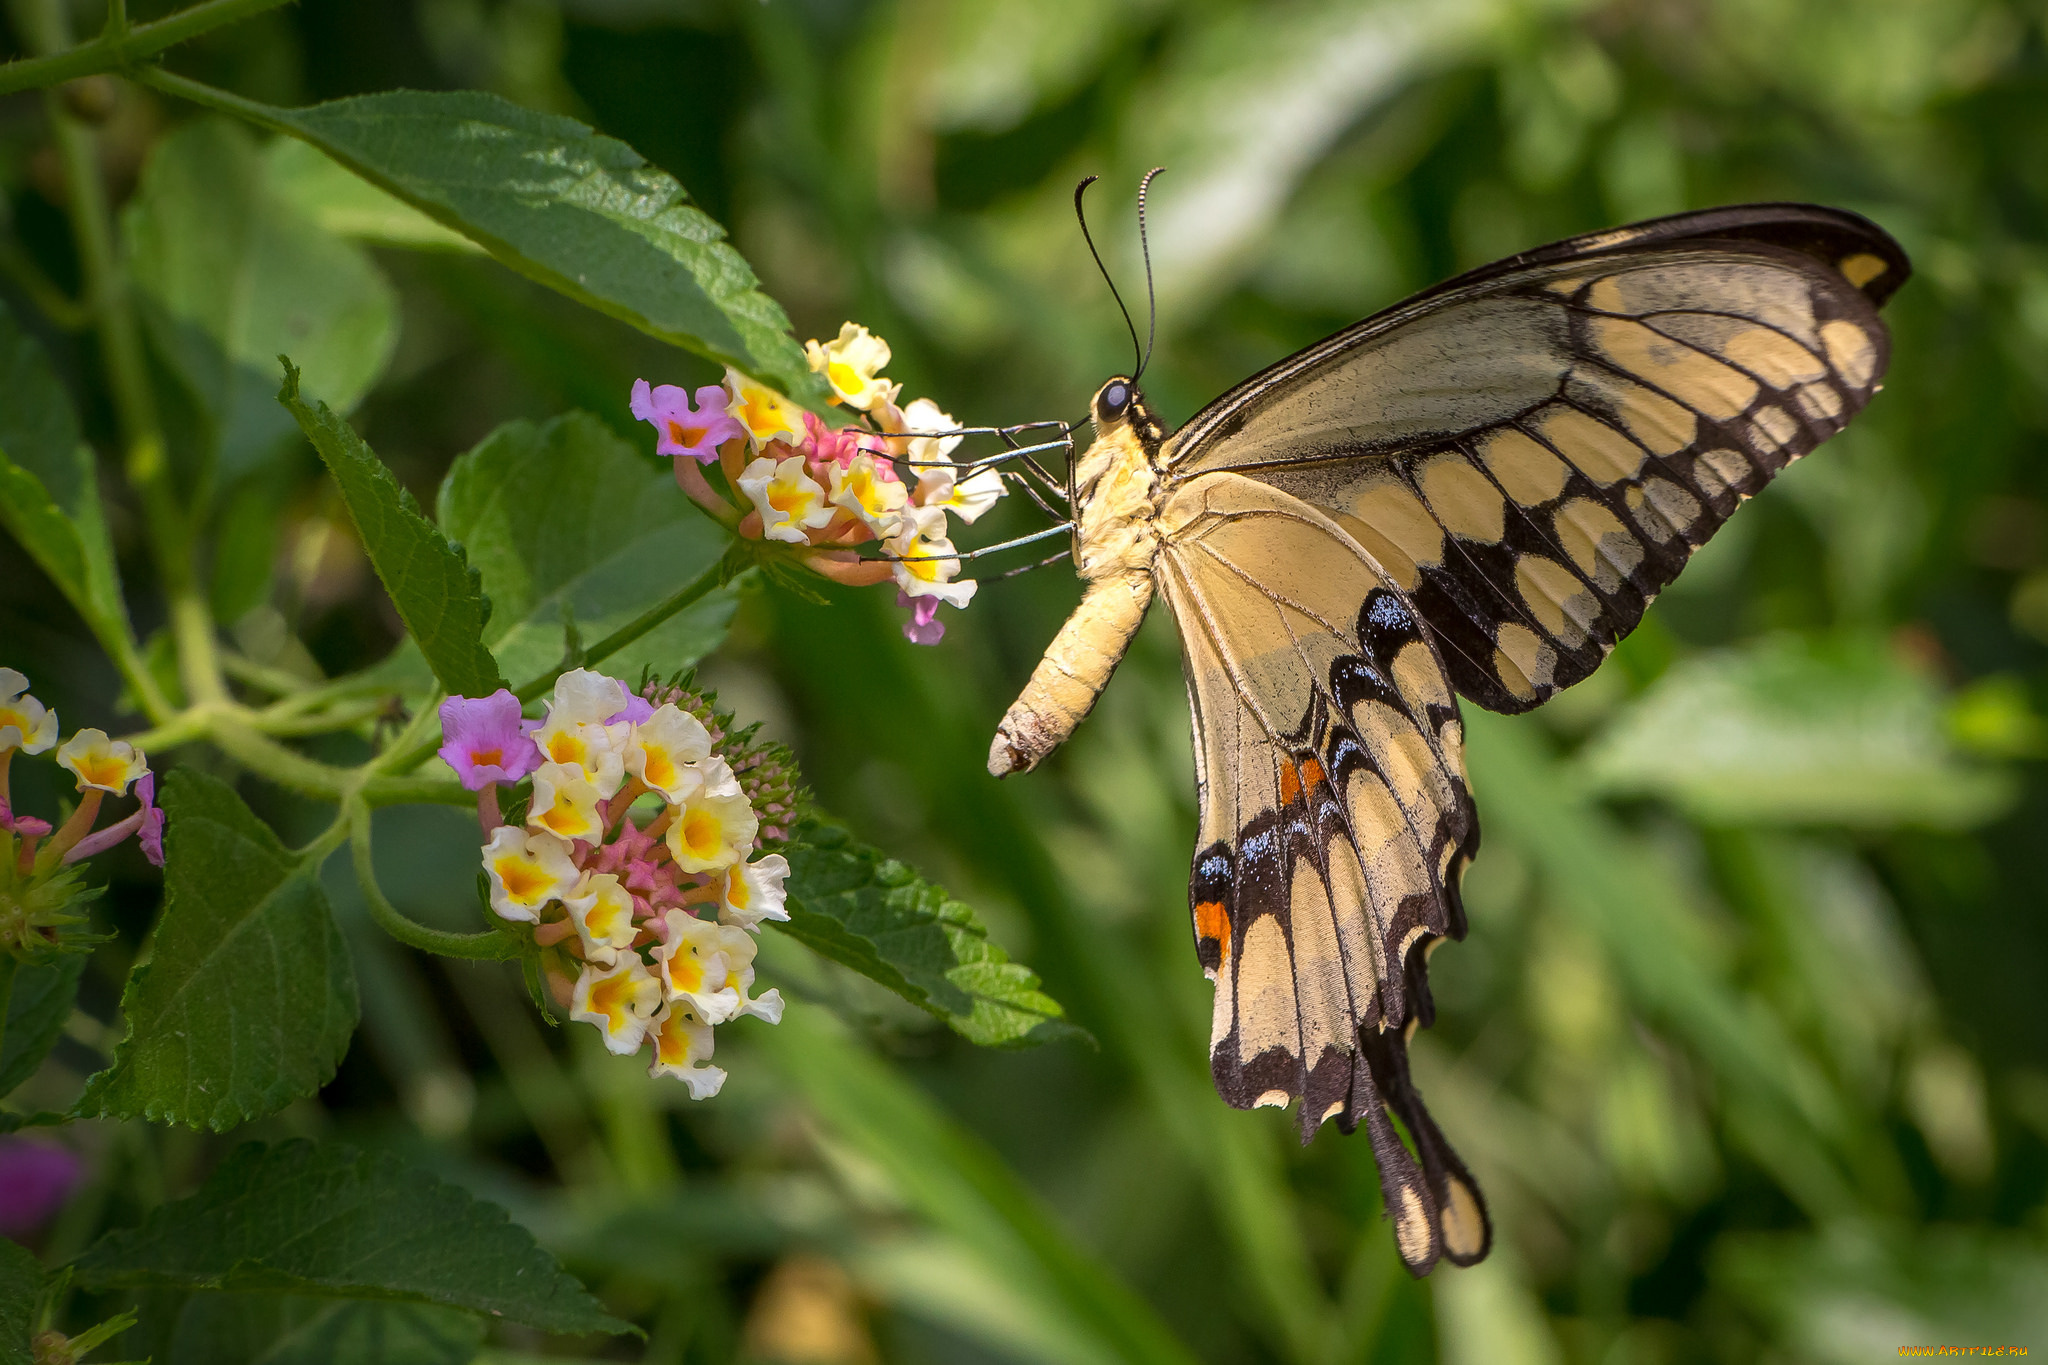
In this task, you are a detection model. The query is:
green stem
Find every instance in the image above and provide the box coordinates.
[27,2,211,719]
[0,955,17,1077]
[219,650,317,696]
[0,0,294,96]
[516,556,730,702]
[347,802,521,960]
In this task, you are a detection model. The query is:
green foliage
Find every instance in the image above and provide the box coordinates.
[125,117,398,489]
[0,1239,36,1365]
[260,90,823,402]
[278,361,506,699]
[153,1296,483,1365]
[0,301,129,655]
[760,1007,1193,1365]
[0,954,85,1100]
[75,771,357,1130]
[435,411,737,682]
[73,1140,631,1338]
[1580,633,2014,827]
[263,137,479,253]
[780,819,1082,1048]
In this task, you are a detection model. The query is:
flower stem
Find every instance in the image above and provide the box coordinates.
[348,802,522,960]
[517,557,730,702]
[46,789,104,859]
[0,0,295,96]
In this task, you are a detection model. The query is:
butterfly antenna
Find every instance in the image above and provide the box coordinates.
[1074,175,1143,377]
[1135,166,1165,381]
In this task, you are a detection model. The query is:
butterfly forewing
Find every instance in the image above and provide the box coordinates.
[1163,212,1900,712]
[1156,472,1488,1273]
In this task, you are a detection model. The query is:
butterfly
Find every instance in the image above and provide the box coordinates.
[984,194,1909,1276]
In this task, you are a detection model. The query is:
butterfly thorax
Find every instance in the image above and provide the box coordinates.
[1071,378,1167,581]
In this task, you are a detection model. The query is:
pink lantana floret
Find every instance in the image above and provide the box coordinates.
[802,410,886,476]
[632,379,745,465]
[898,590,946,646]
[135,771,164,867]
[439,690,543,791]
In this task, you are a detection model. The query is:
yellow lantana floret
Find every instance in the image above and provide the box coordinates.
[55,728,147,795]
[828,454,909,536]
[719,853,791,931]
[738,455,832,544]
[652,909,740,1023]
[664,759,759,873]
[724,367,805,450]
[647,1003,725,1098]
[805,322,896,412]
[529,761,606,843]
[571,958,664,1055]
[482,825,579,922]
[565,872,639,966]
[0,669,59,755]
[886,509,978,608]
[626,704,712,803]
[528,669,630,797]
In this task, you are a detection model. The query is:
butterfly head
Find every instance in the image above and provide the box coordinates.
[1089,375,1166,454]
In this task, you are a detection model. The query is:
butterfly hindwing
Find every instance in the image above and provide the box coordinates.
[1156,471,1488,1274]
[1163,207,1901,712]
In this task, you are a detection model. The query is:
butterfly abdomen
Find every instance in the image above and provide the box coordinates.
[989,422,1165,777]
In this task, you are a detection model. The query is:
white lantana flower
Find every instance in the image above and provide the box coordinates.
[738,455,832,544]
[827,453,908,536]
[886,508,977,608]
[572,958,664,1055]
[665,759,759,873]
[564,871,639,966]
[0,669,58,755]
[626,703,712,803]
[529,669,631,797]
[651,909,741,1023]
[528,761,605,843]
[805,322,896,412]
[719,854,791,931]
[482,825,579,922]
[648,1003,726,1097]
[725,367,806,450]
[54,729,148,795]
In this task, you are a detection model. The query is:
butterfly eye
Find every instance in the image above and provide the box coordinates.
[1099,381,1131,421]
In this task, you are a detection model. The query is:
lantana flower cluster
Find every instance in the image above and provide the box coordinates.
[1,669,163,959]
[442,668,802,1098]
[632,322,1006,645]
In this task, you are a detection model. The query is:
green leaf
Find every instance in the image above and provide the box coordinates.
[0,300,129,649]
[279,362,506,699]
[1578,633,2015,828]
[263,137,480,253]
[257,89,822,402]
[778,819,1082,1048]
[0,1238,37,1365]
[125,117,398,486]
[758,1009,1194,1365]
[1,954,86,1100]
[160,1295,484,1365]
[74,770,358,1131]
[436,412,737,682]
[73,1140,633,1338]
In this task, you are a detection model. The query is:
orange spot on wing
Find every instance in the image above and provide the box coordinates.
[1278,757,1327,805]
[1194,899,1231,961]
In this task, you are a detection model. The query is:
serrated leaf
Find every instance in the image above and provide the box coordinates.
[252,90,820,402]
[0,1238,36,1365]
[0,954,86,1100]
[0,300,129,648]
[778,820,1081,1048]
[73,1141,632,1338]
[74,771,358,1131]
[436,412,737,681]
[159,1294,484,1365]
[278,362,506,699]
[125,117,398,488]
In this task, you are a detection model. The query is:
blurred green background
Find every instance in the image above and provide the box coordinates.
[5,0,2048,1360]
